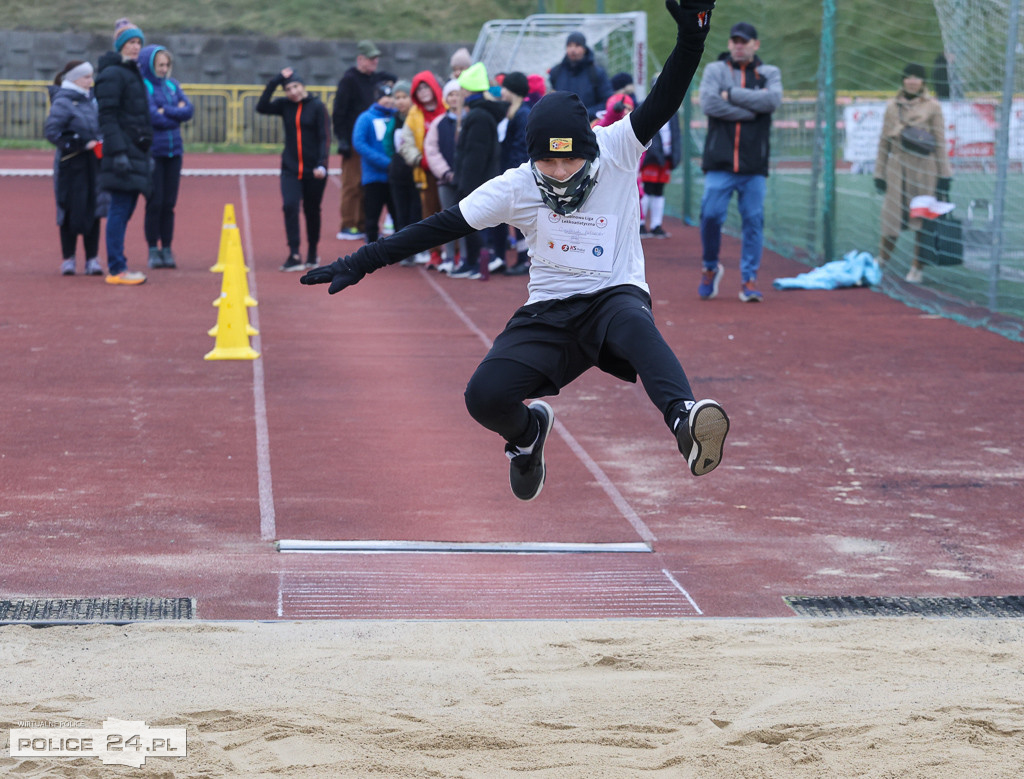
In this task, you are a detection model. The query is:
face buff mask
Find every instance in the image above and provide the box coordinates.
[531,156,601,215]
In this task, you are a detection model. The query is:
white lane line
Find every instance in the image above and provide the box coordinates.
[238,174,277,541]
[662,569,703,615]
[421,270,657,545]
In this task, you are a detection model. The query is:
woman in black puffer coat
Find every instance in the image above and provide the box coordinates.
[93,18,153,285]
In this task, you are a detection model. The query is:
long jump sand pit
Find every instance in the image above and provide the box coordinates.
[3,617,1023,777]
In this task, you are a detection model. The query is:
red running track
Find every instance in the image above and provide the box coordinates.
[2,149,1022,620]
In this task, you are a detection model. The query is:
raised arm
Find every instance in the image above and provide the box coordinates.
[630,0,714,146]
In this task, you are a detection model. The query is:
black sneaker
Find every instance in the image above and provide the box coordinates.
[505,400,555,501]
[650,225,670,239]
[280,254,304,272]
[675,399,730,476]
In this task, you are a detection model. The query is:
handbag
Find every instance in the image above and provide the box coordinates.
[900,125,938,155]
[897,103,937,155]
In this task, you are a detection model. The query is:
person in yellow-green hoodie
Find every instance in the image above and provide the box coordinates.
[397,71,446,265]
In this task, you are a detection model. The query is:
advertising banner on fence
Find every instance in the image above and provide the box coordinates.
[843,100,1024,162]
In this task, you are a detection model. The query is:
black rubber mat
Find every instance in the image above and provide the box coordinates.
[0,597,194,622]
[784,595,1024,618]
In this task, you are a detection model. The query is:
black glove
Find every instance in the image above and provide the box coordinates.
[936,177,952,201]
[300,255,366,294]
[112,153,131,175]
[874,177,886,195]
[666,0,715,37]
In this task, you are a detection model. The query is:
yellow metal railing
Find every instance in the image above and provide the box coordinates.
[1,80,336,146]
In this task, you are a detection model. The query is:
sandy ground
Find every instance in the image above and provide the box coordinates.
[2,618,1023,777]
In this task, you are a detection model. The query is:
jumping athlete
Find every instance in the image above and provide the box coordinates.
[301,0,728,502]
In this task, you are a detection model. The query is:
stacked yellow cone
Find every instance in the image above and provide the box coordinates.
[205,204,260,360]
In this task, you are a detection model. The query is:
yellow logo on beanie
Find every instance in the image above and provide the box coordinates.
[549,138,573,152]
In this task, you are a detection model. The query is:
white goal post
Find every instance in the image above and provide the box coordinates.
[471,13,649,100]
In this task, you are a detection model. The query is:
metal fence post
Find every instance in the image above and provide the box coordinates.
[989,0,1020,308]
[821,0,837,263]
[682,84,695,225]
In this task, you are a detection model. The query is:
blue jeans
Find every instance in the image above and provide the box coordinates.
[105,190,140,275]
[700,171,766,283]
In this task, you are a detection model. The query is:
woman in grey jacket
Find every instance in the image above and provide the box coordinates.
[44,60,106,276]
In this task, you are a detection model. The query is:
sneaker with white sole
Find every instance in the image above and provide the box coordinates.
[280,254,304,272]
[905,266,923,283]
[505,400,555,501]
[699,264,723,300]
[738,280,763,302]
[448,261,481,279]
[105,270,147,286]
[336,227,364,240]
[61,259,76,276]
[675,399,730,476]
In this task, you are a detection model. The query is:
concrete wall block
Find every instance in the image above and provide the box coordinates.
[0,31,473,90]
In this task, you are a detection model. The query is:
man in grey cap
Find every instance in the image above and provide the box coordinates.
[547,30,613,120]
[332,40,383,240]
[697,21,782,303]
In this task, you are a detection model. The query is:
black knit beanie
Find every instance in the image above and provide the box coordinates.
[902,62,927,80]
[526,91,598,161]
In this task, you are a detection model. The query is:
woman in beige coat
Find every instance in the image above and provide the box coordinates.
[874,62,952,283]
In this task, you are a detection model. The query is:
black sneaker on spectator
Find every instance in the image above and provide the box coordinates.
[650,225,670,239]
[280,254,304,272]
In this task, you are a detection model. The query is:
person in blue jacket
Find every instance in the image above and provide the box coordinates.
[139,44,193,269]
[352,82,398,244]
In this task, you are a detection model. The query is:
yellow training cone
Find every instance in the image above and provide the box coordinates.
[210,203,239,272]
[204,291,260,360]
[211,228,257,308]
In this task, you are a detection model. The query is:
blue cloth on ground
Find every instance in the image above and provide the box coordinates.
[773,251,882,290]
